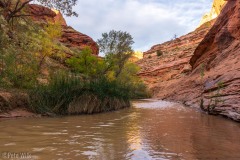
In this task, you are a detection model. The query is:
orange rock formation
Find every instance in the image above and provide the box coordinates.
[28,4,99,55]
[137,0,240,121]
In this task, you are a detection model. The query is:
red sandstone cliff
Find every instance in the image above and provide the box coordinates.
[59,26,99,55]
[137,0,240,121]
[136,20,215,89]
[188,0,240,120]
[28,4,99,55]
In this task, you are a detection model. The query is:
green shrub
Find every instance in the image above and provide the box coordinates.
[115,62,150,99]
[0,17,39,88]
[66,47,100,77]
[29,73,83,114]
[129,82,151,99]
[29,73,132,115]
[89,78,131,100]
[0,16,63,89]
[200,63,205,78]
[156,50,163,57]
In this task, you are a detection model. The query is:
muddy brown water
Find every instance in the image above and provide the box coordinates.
[0,100,240,160]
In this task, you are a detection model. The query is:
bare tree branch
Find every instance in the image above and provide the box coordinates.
[0,0,78,24]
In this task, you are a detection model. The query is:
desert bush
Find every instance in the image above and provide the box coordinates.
[0,16,65,89]
[156,50,163,57]
[66,47,101,78]
[29,72,82,114]
[29,73,132,115]
[0,17,39,88]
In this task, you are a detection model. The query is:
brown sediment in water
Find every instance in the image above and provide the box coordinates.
[0,100,239,159]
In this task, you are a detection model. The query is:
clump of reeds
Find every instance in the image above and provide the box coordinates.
[29,74,131,115]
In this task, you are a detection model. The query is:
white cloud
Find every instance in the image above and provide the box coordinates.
[64,0,212,52]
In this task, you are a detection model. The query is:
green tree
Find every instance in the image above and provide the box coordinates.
[66,47,101,78]
[97,30,134,78]
[0,16,39,88]
[36,22,62,70]
[0,13,63,88]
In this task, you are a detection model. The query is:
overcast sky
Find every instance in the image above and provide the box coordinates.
[64,0,212,52]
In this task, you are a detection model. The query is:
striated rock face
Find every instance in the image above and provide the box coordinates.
[136,20,215,89]
[199,0,226,26]
[28,4,56,23]
[137,0,240,121]
[28,4,67,25]
[188,0,240,121]
[28,4,99,55]
[60,26,99,55]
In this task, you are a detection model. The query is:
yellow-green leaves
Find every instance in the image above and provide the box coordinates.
[66,47,99,77]
[44,23,62,39]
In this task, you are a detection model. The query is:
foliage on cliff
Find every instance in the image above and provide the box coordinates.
[0,15,38,88]
[0,2,149,115]
[0,15,65,88]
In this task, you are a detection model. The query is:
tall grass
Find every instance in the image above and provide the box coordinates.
[88,78,131,100]
[29,74,132,115]
[29,74,81,114]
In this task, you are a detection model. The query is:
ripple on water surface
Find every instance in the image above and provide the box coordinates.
[133,99,185,110]
[0,100,240,160]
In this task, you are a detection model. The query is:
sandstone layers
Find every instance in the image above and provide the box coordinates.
[29,4,99,55]
[137,20,216,89]
[137,0,240,121]
[189,0,240,121]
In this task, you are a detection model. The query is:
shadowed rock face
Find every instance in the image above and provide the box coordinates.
[137,0,240,121]
[190,0,238,69]
[188,0,240,121]
[28,4,67,26]
[28,4,99,55]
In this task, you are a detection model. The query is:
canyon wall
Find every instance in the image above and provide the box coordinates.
[136,19,216,90]
[29,4,99,55]
[189,0,240,120]
[137,0,240,121]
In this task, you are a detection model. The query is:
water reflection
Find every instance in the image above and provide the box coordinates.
[0,100,239,160]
